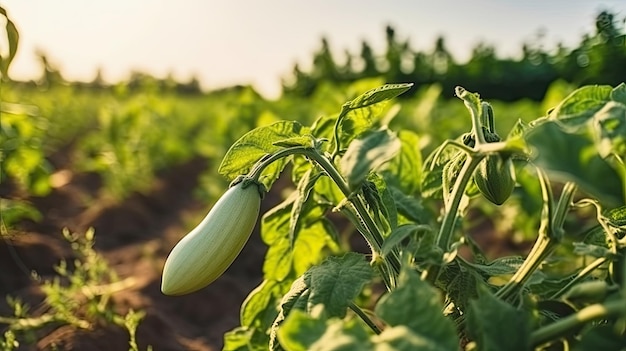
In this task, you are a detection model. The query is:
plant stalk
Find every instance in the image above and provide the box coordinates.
[348,302,381,335]
[531,299,626,347]
[424,153,484,284]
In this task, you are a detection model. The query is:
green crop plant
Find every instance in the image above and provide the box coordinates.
[0,228,148,350]
[162,82,626,350]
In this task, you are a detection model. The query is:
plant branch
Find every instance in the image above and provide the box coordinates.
[531,299,626,347]
[348,302,381,335]
[247,146,402,287]
[424,153,484,284]
[550,257,608,300]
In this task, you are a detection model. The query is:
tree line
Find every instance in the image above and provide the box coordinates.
[282,11,626,101]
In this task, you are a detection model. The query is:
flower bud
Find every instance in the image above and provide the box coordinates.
[473,154,515,205]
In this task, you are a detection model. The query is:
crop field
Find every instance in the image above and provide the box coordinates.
[2,6,626,351]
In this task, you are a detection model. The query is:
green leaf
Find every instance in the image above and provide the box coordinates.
[575,324,626,351]
[381,224,432,256]
[506,119,529,141]
[375,269,458,350]
[572,242,611,258]
[271,252,372,345]
[466,288,531,351]
[271,277,311,349]
[276,310,328,351]
[273,135,317,148]
[263,218,333,282]
[363,174,397,232]
[305,253,372,318]
[279,310,373,351]
[289,169,323,248]
[0,7,19,80]
[240,280,284,328]
[223,326,267,351]
[606,205,626,227]
[272,251,369,348]
[373,325,448,351]
[347,83,413,110]
[219,121,308,188]
[610,83,626,105]
[468,256,525,277]
[549,85,613,127]
[591,100,626,158]
[525,120,624,207]
[383,130,423,194]
[341,129,401,191]
[309,319,373,351]
[388,186,430,224]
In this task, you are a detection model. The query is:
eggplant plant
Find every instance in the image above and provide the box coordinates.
[163,83,626,350]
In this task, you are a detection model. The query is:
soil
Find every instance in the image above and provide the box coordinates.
[0,155,282,351]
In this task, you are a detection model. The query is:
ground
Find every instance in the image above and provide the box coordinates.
[0,155,281,351]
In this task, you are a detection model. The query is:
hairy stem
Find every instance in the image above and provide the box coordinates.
[424,154,484,284]
[496,176,578,302]
[531,299,626,347]
[550,257,608,300]
[349,302,381,335]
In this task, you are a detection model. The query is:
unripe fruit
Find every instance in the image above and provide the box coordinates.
[473,154,515,205]
[161,182,261,295]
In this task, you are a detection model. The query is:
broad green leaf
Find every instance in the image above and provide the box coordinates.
[240,280,284,328]
[363,174,397,232]
[271,252,372,344]
[262,193,295,245]
[420,138,463,200]
[591,101,626,158]
[610,83,626,104]
[575,324,626,351]
[305,253,373,318]
[341,129,401,191]
[223,326,267,351]
[525,120,624,207]
[383,130,423,194]
[572,242,611,258]
[272,253,372,326]
[308,319,373,351]
[279,311,373,351]
[0,7,19,79]
[606,205,626,226]
[347,83,413,110]
[375,269,458,350]
[273,134,317,148]
[506,119,529,141]
[469,256,525,277]
[420,166,444,200]
[442,151,467,207]
[438,260,482,311]
[466,288,531,351]
[373,325,448,351]
[338,105,385,149]
[289,169,322,248]
[549,85,613,126]
[219,121,308,188]
[271,276,311,349]
[276,310,327,351]
[388,186,430,224]
[381,224,432,256]
[263,219,333,282]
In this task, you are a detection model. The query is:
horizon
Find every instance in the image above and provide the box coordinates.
[2,0,624,98]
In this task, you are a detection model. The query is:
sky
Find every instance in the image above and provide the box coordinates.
[1,0,624,98]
